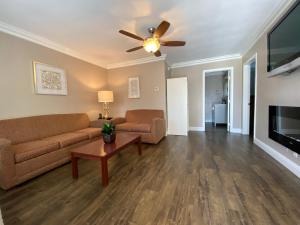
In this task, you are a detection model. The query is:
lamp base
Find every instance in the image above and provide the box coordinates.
[103,102,110,119]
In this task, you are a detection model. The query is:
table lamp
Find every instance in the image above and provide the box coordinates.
[98,91,114,119]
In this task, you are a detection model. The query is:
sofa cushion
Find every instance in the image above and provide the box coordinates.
[12,140,60,163]
[0,113,90,145]
[76,128,101,139]
[116,123,151,133]
[44,132,89,148]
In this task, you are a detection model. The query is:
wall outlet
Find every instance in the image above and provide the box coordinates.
[154,86,159,92]
[293,152,298,158]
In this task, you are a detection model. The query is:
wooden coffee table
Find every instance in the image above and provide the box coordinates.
[70,133,141,187]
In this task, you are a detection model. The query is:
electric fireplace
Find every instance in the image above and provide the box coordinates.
[269,106,300,154]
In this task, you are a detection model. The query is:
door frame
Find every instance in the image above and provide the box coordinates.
[242,53,258,138]
[202,67,234,132]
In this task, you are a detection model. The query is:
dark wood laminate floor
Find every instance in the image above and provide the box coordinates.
[1,130,300,225]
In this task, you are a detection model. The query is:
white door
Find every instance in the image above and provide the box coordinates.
[167,77,188,136]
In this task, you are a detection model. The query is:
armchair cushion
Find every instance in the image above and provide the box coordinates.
[44,132,89,148]
[12,140,60,163]
[116,122,151,133]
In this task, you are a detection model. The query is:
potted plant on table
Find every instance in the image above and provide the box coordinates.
[102,122,116,144]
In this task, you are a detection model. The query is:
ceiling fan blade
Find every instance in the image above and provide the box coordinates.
[126,46,143,52]
[154,21,170,38]
[161,41,186,46]
[119,30,144,41]
[154,50,162,57]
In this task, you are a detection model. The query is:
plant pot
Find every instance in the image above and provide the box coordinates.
[102,133,116,144]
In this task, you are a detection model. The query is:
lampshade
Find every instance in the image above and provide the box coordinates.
[143,37,160,53]
[98,91,114,103]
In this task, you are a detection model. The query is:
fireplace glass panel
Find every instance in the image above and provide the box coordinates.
[269,106,300,154]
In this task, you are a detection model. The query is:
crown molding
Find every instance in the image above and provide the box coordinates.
[0,21,106,68]
[0,21,167,70]
[106,54,167,69]
[242,0,294,55]
[170,54,242,69]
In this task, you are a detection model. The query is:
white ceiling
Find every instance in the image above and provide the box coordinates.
[0,0,288,68]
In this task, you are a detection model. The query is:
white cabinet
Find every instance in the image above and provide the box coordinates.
[212,104,227,126]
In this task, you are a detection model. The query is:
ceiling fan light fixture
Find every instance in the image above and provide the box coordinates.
[120,20,185,57]
[143,37,160,53]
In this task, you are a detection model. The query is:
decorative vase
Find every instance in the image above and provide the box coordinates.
[102,132,116,144]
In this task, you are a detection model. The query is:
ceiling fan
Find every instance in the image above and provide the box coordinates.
[119,20,186,57]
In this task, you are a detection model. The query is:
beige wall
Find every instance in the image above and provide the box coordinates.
[243,19,300,165]
[0,32,107,121]
[170,59,243,129]
[107,61,166,117]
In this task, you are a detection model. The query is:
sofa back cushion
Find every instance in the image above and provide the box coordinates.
[125,109,164,124]
[0,113,90,144]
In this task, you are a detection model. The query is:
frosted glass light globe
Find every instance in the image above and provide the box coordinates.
[143,37,160,53]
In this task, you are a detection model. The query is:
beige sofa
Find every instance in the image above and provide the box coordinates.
[0,113,102,190]
[112,109,166,144]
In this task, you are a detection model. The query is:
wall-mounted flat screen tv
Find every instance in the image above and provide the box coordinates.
[268,0,300,76]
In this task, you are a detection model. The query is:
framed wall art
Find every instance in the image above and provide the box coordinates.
[128,76,140,98]
[33,61,68,95]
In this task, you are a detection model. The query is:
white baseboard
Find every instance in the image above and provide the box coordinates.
[230,128,242,133]
[189,126,205,131]
[254,138,300,178]
[242,130,249,135]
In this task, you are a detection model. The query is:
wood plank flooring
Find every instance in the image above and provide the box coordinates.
[0,128,299,225]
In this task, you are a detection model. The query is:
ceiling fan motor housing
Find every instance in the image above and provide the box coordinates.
[148,27,156,35]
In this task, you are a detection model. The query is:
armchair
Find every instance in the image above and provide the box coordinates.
[112,109,166,144]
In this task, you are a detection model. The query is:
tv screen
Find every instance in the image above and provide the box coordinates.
[268,1,300,72]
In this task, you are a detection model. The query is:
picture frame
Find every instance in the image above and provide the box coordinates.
[128,77,140,98]
[33,61,68,95]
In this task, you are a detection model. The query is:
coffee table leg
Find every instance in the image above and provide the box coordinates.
[72,155,78,179]
[101,158,109,187]
[137,138,142,155]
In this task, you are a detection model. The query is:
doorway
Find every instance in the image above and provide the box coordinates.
[203,67,234,132]
[243,53,257,138]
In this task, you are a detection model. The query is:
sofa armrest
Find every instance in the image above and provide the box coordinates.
[0,138,16,190]
[0,138,11,151]
[111,117,126,125]
[151,118,166,140]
